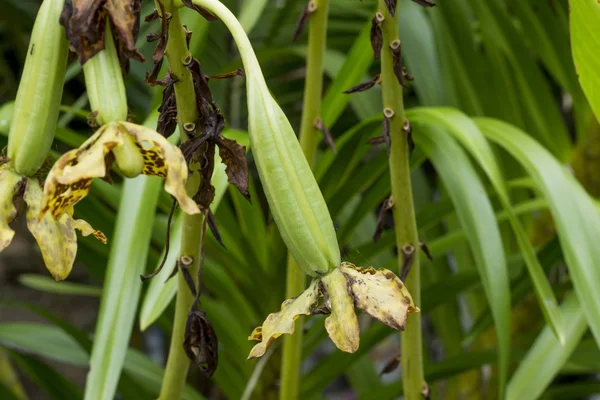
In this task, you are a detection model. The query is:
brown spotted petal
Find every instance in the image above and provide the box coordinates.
[118,122,200,215]
[41,122,200,219]
[340,262,419,331]
[320,268,359,353]
[41,125,120,219]
[248,279,319,359]
[0,166,24,251]
[25,178,105,281]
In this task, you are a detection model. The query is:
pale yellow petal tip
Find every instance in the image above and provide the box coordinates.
[0,165,23,252]
[245,280,319,359]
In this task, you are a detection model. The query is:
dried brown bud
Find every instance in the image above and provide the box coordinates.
[184,308,218,377]
[371,15,384,59]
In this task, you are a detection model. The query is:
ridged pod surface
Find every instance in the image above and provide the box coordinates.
[8,0,68,176]
[188,0,341,276]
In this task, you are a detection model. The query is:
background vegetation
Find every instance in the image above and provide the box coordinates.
[1,0,600,399]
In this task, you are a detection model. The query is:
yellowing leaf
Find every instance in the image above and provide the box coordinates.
[248,279,319,359]
[25,178,105,280]
[321,268,359,353]
[0,165,24,251]
[341,263,419,331]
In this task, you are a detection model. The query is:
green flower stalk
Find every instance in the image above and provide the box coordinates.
[0,0,107,281]
[177,0,419,358]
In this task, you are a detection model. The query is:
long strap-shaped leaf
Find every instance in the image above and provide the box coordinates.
[476,117,600,351]
[409,107,565,344]
[413,121,510,397]
[570,0,600,120]
[507,292,587,400]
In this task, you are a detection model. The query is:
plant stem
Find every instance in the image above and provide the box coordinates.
[280,1,329,399]
[377,1,424,399]
[157,2,202,399]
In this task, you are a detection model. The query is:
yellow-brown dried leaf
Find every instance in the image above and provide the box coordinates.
[248,279,319,359]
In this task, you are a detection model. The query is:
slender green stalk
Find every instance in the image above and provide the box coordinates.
[377,2,424,399]
[157,2,202,399]
[280,1,329,399]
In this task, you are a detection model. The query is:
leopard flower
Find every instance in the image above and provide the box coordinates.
[41,121,200,220]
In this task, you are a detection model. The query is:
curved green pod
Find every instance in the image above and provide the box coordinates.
[8,0,69,176]
[181,0,340,276]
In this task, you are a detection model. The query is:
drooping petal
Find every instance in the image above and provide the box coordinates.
[41,125,120,219]
[340,263,419,331]
[0,165,24,251]
[42,122,200,219]
[320,267,359,353]
[118,121,200,215]
[26,178,105,280]
[248,279,319,359]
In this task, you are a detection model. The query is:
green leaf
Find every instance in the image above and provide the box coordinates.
[0,322,203,400]
[84,174,163,400]
[507,292,587,400]
[18,274,102,297]
[414,122,510,398]
[238,0,269,35]
[409,108,564,344]
[477,118,600,355]
[7,350,82,400]
[570,0,600,120]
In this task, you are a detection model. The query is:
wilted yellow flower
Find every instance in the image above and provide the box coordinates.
[0,164,106,280]
[40,121,200,220]
[248,263,419,359]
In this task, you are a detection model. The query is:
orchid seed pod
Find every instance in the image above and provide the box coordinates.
[83,24,128,126]
[7,0,69,176]
[181,0,419,359]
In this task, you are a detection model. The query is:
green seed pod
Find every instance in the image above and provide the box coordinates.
[194,0,340,276]
[83,24,128,126]
[7,0,68,176]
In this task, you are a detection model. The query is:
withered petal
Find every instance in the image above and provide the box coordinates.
[320,268,359,353]
[340,263,419,331]
[118,122,201,215]
[0,166,25,251]
[25,178,105,281]
[248,279,319,359]
[215,135,250,202]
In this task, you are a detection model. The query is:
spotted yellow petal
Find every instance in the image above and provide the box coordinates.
[0,165,24,251]
[41,125,119,219]
[320,267,359,353]
[248,279,319,359]
[118,121,200,215]
[340,263,419,331]
[25,178,105,280]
